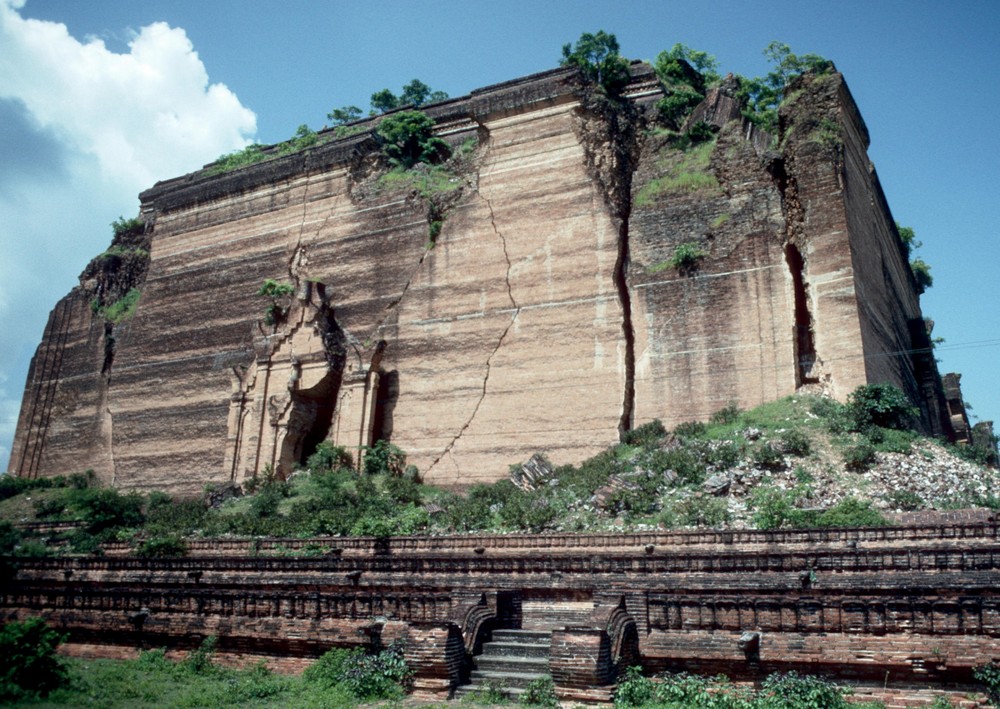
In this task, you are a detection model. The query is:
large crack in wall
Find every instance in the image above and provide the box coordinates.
[573,94,642,438]
[425,185,521,479]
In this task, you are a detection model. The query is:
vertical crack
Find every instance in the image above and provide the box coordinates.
[615,215,636,437]
[425,189,520,477]
[573,96,641,438]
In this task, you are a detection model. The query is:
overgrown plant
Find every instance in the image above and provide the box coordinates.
[739,41,833,133]
[668,241,708,274]
[0,617,68,701]
[257,279,295,325]
[375,110,450,169]
[560,30,630,96]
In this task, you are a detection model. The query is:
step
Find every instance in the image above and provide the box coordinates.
[490,628,551,643]
[454,683,528,700]
[475,654,550,675]
[480,639,551,658]
[468,668,550,690]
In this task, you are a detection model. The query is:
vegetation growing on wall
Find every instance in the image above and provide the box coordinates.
[560,30,631,96]
[634,138,720,206]
[738,41,833,133]
[256,279,295,326]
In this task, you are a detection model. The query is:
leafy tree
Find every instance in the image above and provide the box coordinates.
[656,43,721,85]
[560,30,631,95]
[740,41,832,132]
[327,105,362,125]
[896,223,933,294]
[375,110,450,168]
[847,383,918,432]
[910,258,933,294]
[363,439,407,477]
[370,79,449,114]
[0,618,68,701]
[278,124,318,154]
[370,88,401,114]
[399,79,448,107]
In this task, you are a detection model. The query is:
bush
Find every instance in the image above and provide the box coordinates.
[621,419,666,447]
[752,441,786,470]
[136,534,188,558]
[614,666,655,707]
[760,671,851,708]
[668,241,708,274]
[0,617,68,701]
[710,402,742,425]
[304,645,410,700]
[847,383,917,432]
[814,498,887,528]
[307,442,354,473]
[673,420,707,439]
[974,662,1000,706]
[183,635,218,675]
[522,675,558,707]
[778,429,812,456]
[843,441,877,471]
[560,30,631,95]
[375,111,449,169]
[72,488,144,533]
[363,439,407,477]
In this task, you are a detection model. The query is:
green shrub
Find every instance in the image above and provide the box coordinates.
[0,617,68,701]
[667,495,731,528]
[885,489,923,511]
[136,534,188,558]
[363,439,407,477]
[210,144,267,173]
[843,441,877,471]
[613,666,655,707]
[111,215,144,239]
[673,420,707,439]
[668,241,708,274]
[307,442,354,473]
[974,662,1000,706]
[72,487,144,533]
[814,497,887,528]
[375,111,449,169]
[560,30,630,95]
[521,675,558,707]
[847,383,917,432]
[710,402,742,425]
[304,645,410,700]
[752,441,786,470]
[183,635,218,675]
[750,485,811,530]
[621,419,666,447]
[760,671,851,708]
[100,288,141,323]
[867,426,916,454]
[779,429,811,456]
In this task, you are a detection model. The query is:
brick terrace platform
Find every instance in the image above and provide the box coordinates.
[4,522,999,705]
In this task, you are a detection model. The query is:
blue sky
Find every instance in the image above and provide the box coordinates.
[2,0,998,468]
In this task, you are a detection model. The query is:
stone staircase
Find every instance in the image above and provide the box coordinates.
[455,629,551,700]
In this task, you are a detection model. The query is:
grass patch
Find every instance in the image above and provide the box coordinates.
[377,165,461,198]
[634,139,719,206]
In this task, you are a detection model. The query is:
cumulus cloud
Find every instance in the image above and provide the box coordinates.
[0,0,256,188]
[0,0,257,469]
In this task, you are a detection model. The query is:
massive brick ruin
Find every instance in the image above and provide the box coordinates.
[10,63,964,493]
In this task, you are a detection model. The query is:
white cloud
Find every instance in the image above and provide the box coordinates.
[0,0,256,188]
[0,0,257,470]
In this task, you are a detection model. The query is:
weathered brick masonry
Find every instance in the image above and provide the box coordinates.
[11,63,963,493]
[4,523,998,704]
